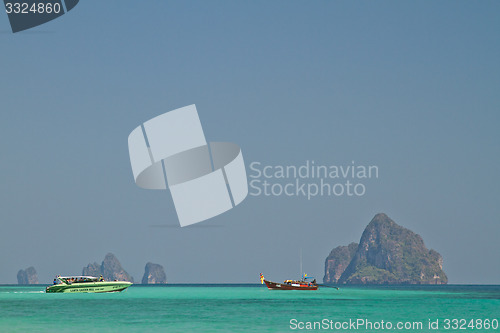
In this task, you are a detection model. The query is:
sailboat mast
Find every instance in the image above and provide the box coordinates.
[300,248,303,279]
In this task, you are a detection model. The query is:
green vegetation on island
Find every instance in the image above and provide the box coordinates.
[324,213,448,284]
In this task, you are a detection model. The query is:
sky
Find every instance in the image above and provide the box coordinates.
[0,1,499,284]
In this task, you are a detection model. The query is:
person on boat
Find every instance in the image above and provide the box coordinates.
[53,278,57,285]
[99,275,104,282]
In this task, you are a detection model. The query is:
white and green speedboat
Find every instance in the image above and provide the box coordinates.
[46,276,132,293]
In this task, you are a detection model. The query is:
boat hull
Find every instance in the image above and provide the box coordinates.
[46,281,132,293]
[264,280,318,290]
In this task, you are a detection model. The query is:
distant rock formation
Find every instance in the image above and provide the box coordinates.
[324,213,448,285]
[17,266,38,284]
[82,262,101,277]
[82,253,134,282]
[323,242,358,284]
[142,262,167,284]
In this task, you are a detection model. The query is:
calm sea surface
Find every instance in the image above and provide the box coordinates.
[0,285,498,332]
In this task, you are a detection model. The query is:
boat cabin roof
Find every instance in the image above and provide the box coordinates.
[57,276,101,283]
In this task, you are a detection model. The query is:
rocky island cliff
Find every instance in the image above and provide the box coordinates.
[82,253,134,282]
[142,262,167,284]
[324,213,447,284]
[17,266,38,284]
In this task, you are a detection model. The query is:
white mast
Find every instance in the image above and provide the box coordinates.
[300,248,303,279]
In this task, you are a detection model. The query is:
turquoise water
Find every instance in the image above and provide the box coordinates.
[0,285,498,332]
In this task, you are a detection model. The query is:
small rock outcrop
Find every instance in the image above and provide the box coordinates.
[323,242,358,284]
[142,262,167,284]
[82,253,134,282]
[82,262,101,277]
[324,213,448,285]
[17,266,38,284]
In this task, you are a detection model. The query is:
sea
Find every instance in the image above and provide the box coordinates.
[0,284,498,332]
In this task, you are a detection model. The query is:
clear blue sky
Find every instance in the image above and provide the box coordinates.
[0,1,499,284]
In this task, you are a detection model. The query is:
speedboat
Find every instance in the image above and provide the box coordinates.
[46,276,132,293]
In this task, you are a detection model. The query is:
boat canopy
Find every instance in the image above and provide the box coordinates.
[58,276,98,279]
[57,276,101,284]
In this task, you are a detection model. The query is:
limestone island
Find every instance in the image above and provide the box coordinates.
[17,266,38,284]
[82,253,134,282]
[324,213,447,284]
[142,262,167,284]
